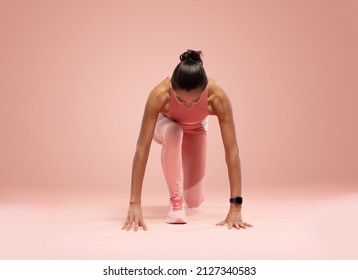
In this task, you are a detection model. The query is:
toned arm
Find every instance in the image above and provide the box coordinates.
[130,82,169,204]
[209,80,242,199]
[209,79,252,229]
[122,79,169,231]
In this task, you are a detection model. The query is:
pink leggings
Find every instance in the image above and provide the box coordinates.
[153,114,207,208]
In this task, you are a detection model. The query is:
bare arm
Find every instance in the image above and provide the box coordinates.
[130,93,161,205]
[209,80,242,201]
[209,79,252,229]
[123,79,169,231]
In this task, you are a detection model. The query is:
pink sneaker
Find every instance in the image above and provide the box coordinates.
[166,195,187,224]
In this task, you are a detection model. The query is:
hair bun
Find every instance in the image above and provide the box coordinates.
[180,49,203,63]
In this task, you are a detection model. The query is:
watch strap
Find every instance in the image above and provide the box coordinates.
[229,196,243,204]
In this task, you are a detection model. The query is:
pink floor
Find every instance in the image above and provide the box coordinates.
[1,186,357,260]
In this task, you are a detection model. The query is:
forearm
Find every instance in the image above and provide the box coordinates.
[129,148,150,205]
[225,151,242,198]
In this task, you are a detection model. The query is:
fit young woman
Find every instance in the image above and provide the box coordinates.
[122,50,252,231]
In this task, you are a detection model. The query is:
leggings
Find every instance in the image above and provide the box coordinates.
[153,114,207,208]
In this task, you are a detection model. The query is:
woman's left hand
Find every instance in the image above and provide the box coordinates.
[216,205,253,230]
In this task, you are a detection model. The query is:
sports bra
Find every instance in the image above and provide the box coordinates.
[161,82,209,135]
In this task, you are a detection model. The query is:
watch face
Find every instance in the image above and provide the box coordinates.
[230,197,243,204]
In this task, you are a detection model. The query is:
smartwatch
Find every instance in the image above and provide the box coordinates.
[229,196,243,205]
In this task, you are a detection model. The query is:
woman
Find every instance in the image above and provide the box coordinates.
[122,50,252,231]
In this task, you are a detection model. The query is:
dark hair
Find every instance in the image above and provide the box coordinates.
[171,49,208,91]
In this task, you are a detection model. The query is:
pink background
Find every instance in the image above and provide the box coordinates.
[1,0,357,259]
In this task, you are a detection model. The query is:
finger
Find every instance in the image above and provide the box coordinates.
[228,222,234,229]
[125,220,133,231]
[238,223,247,229]
[216,220,226,226]
[122,218,132,230]
[234,223,242,230]
[133,220,139,232]
[122,217,130,230]
[240,222,252,228]
[141,221,148,231]
[121,221,128,230]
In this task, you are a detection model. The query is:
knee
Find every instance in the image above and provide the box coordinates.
[162,122,183,143]
[185,196,204,208]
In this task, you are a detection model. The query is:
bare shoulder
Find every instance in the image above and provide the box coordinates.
[146,77,171,113]
[207,78,232,119]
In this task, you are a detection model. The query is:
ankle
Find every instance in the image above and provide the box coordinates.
[170,195,184,211]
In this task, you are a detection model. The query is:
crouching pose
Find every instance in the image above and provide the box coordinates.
[122,49,253,231]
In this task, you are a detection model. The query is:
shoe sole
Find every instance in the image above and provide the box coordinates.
[165,217,187,224]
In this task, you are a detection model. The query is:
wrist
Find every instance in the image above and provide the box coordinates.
[229,196,242,211]
[229,196,243,204]
[230,203,242,211]
[130,200,141,206]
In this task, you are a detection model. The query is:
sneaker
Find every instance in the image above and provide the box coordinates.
[166,195,187,224]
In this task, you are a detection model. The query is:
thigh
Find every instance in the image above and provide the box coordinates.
[182,133,207,189]
[153,114,181,144]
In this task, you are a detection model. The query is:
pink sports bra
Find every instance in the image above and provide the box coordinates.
[162,83,209,135]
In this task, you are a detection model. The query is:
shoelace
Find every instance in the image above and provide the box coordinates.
[170,196,183,211]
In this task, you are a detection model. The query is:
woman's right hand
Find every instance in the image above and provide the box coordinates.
[122,203,147,231]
